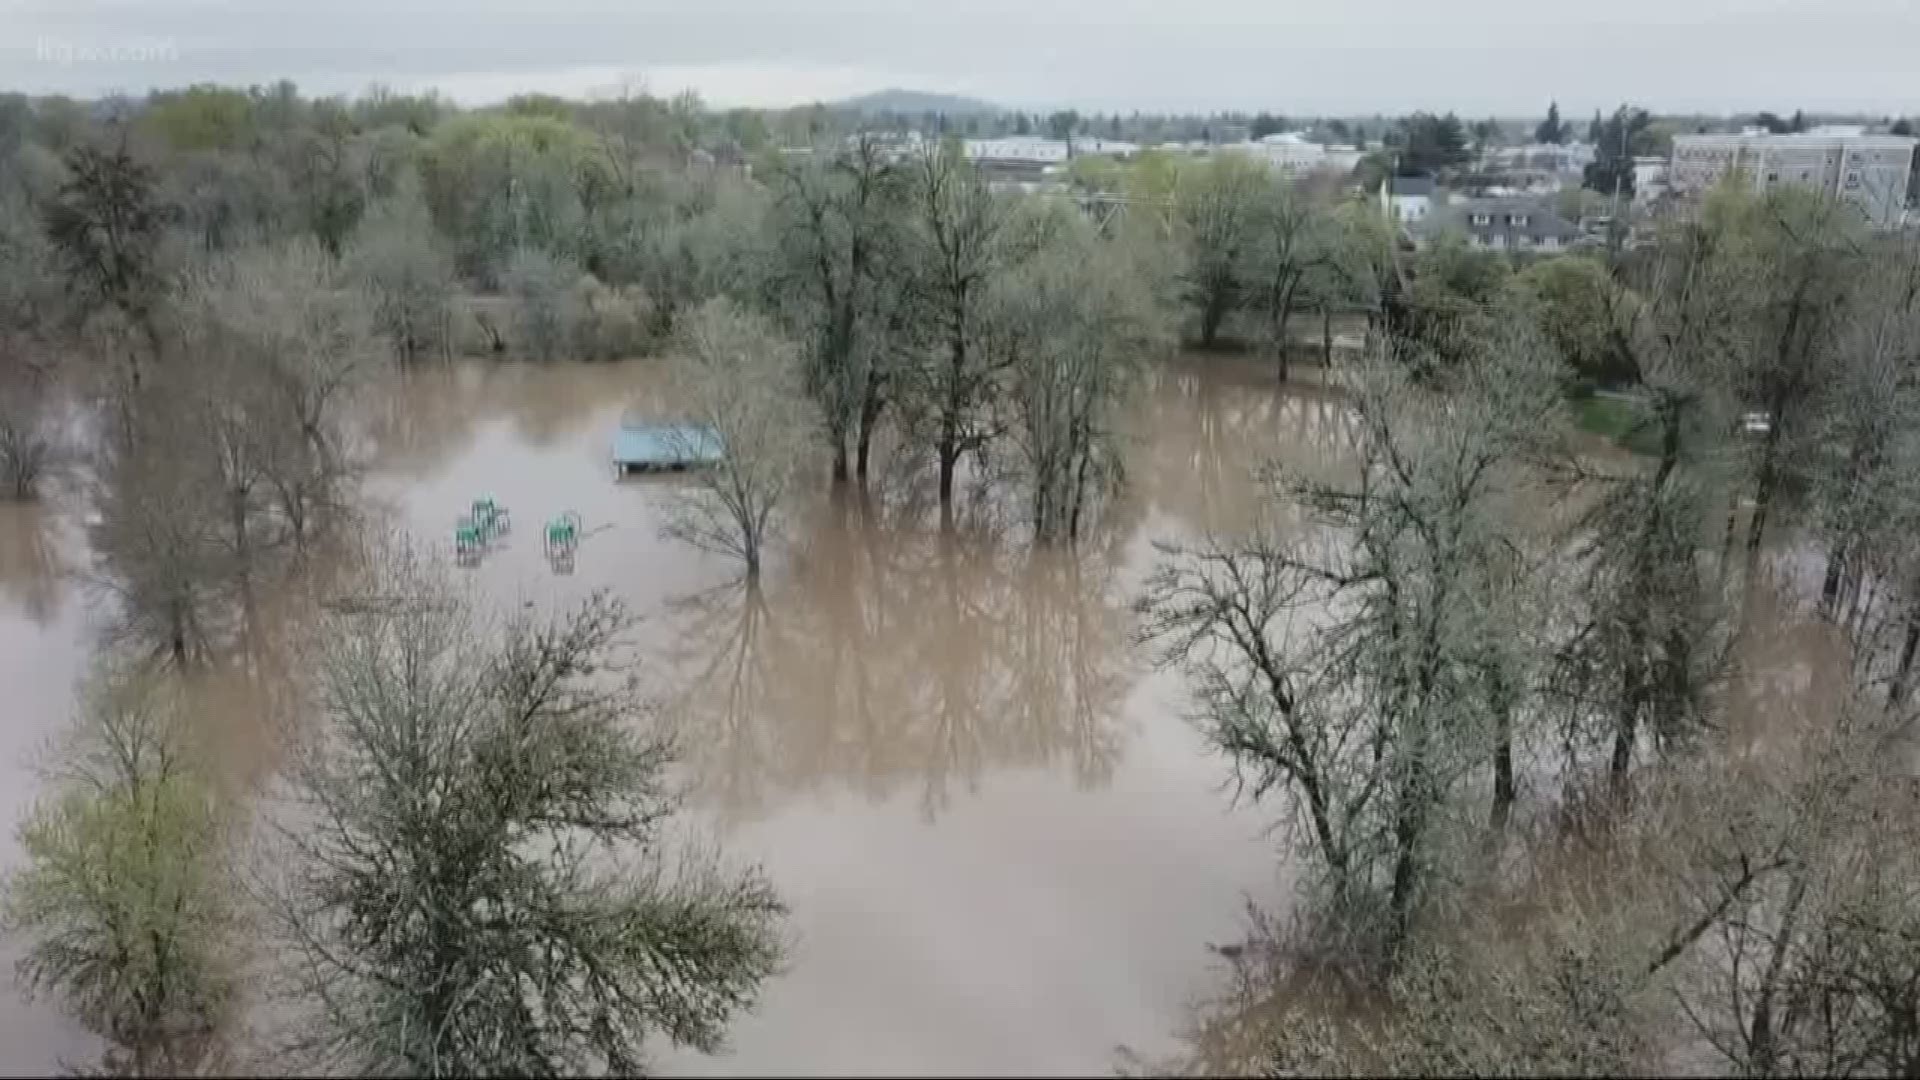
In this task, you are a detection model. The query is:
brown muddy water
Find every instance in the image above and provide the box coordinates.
[0,355,1357,1076]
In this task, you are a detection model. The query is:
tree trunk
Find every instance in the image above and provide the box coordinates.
[1199,289,1229,350]
[937,444,958,526]
[831,441,849,484]
[1610,696,1638,802]
[1491,708,1515,834]
[1891,613,1920,707]
[1322,308,1333,366]
[856,383,883,484]
[1273,286,1297,383]
[1821,543,1847,618]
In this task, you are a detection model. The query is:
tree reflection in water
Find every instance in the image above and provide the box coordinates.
[0,501,65,625]
[662,504,1133,822]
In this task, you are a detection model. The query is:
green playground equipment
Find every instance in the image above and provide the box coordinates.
[544,511,583,561]
[470,496,511,539]
[454,516,483,561]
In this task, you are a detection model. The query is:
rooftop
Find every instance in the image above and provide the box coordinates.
[612,422,725,469]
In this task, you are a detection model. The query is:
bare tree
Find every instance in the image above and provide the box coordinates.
[1246,178,1332,381]
[1000,212,1170,542]
[89,405,230,666]
[1143,317,1566,962]
[0,178,62,499]
[1555,216,1743,799]
[258,545,786,1076]
[662,298,818,581]
[346,178,453,364]
[0,350,56,500]
[1715,188,1866,576]
[767,133,907,483]
[899,142,1015,522]
[502,245,585,361]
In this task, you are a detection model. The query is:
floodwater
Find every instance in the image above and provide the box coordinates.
[0,354,1356,1075]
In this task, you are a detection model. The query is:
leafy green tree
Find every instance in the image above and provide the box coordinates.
[139,85,257,152]
[260,548,786,1075]
[1583,107,1653,199]
[1507,255,1635,386]
[43,142,164,333]
[4,667,234,1076]
[1393,112,1470,175]
[1535,101,1566,145]
[1173,152,1266,348]
[1246,178,1333,381]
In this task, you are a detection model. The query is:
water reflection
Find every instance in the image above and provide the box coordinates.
[0,501,67,623]
[1135,357,1356,537]
[665,510,1133,822]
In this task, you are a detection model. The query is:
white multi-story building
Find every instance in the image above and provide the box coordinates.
[1669,126,1917,227]
[961,136,1140,166]
[1481,142,1598,175]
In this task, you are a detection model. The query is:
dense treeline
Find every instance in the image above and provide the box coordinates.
[1143,184,1920,1074]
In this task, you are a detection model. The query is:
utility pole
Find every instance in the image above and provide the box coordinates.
[1607,106,1629,264]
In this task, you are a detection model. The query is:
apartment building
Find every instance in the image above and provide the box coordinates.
[1669,126,1917,227]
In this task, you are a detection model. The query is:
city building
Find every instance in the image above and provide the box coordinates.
[1384,176,1435,224]
[1481,142,1598,176]
[1669,126,1917,227]
[961,136,1140,167]
[1421,197,1581,252]
[1632,156,1669,206]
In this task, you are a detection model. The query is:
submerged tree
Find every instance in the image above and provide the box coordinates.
[1173,152,1265,349]
[259,547,786,1076]
[767,134,907,483]
[1716,187,1865,575]
[899,141,1017,519]
[1556,217,1741,799]
[1001,213,1170,542]
[3,666,234,1076]
[346,178,454,364]
[1142,317,1564,961]
[662,298,818,582]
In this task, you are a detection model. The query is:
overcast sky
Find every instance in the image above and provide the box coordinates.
[4,0,1917,117]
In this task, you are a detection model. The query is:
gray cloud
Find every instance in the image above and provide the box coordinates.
[3,0,1916,115]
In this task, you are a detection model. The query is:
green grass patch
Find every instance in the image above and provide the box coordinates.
[1571,393,1663,456]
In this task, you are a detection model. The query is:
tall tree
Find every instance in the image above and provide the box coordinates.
[1173,152,1266,349]
[4,667,234,1075]
[663,298,818,581]
[900,142,1016,520]
[1144,317,1565,962]
[260,549,785,1075]
[767,134,905,482]
[1535,101,1565,145]
[999,212,1170,542]
[1394,113,1471,176]
[1246,178,1332,381]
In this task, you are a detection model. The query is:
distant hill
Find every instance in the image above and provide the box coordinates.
[832,89,1002,117]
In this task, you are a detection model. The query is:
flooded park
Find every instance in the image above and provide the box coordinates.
[0,354,1363,1075]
